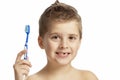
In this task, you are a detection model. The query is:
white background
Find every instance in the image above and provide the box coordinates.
[0,0,120,80]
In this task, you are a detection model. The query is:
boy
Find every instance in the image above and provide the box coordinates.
[13,0,98,80]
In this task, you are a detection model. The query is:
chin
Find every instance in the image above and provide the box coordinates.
[55,59,72,66]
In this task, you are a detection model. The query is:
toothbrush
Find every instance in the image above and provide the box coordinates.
[24,25,30,60]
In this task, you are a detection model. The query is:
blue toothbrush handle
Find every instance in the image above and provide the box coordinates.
[24,25,30,60]
[24,34,29,60]
[24,43,28,60]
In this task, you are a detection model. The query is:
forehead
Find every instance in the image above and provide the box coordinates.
[48,21,80,34]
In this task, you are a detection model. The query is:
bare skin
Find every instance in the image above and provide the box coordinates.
[13,21,98,80]
[26,65,98,80]
[13,50,32,80]
[13,50,98,80]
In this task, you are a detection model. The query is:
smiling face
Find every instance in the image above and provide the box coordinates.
[38,20,81,65]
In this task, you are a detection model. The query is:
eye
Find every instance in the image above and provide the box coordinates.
[50,34,61,41]
[69,36,77,41]
[51,35,59,39]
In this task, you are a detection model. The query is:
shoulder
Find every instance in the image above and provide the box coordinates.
[25,75,36,80]
[73,68,98,80]
[80,70,98,80]
[25,72,41,80]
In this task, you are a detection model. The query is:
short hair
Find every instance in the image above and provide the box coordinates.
[39,0,82,39]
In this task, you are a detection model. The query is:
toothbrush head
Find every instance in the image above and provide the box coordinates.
[25,25,30,34]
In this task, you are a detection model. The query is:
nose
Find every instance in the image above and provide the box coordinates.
[59,38,69,49]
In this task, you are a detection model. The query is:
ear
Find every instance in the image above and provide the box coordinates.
[38,36,44,49]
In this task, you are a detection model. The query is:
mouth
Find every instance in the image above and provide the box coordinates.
[56,52,70,58]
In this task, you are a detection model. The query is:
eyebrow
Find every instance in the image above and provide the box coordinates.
[48,33,79,37]
[48,32,60,36]
[69,34,79,36]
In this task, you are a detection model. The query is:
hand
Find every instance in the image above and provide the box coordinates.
[13,50,32,80]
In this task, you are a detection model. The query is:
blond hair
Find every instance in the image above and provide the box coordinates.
[39,0,82,39]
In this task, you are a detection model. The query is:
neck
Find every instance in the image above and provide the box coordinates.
[43,62,73,75]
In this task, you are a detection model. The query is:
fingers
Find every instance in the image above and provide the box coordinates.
[15,59,32,67]
[15,50,26,62]
[13,59,32,72]
[19,65,30,76]
[13,50,32,80]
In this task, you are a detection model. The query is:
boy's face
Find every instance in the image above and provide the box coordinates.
[38,20,81,65]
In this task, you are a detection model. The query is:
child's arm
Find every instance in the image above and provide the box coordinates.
[13,50,32,80]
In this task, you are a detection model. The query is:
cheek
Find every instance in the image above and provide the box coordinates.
[71,41,80,52]
[43,40,58,51]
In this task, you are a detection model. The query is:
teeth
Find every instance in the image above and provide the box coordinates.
[56,52,70,54]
